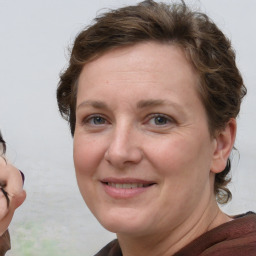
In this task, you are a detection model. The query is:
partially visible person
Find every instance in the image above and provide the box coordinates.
[0,131,26,255]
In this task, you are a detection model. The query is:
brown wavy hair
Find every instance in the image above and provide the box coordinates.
[57,0,246,204]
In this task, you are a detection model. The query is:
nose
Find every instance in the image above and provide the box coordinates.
[104,125,143,169]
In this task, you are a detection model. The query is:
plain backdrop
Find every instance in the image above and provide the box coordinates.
[0,0,255,255]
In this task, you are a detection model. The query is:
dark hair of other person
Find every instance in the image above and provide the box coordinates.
[57,0,247,204]
[0,131,10,206]
[0,132,6,155]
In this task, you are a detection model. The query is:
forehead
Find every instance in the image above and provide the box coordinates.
[76,42,202,111]
[78,42,198,87]
[85,42,188,67]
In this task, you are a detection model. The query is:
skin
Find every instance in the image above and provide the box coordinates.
[0,156,26,235]
[73,42,236,256]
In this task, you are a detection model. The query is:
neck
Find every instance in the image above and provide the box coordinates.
[117,199,231,256]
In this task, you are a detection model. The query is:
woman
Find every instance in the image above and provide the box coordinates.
[57,1,256,255]
[0,132,26,255]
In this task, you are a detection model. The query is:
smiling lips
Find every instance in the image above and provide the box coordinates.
[101,179,155,198]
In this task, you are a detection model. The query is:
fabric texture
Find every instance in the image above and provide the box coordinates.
[0,230,10,256]
[94,212,256,256]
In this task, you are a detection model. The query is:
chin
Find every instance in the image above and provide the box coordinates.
[95,208,150,235]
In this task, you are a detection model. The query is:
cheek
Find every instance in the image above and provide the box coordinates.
[73,136,105,177]
[149,134,213,179]
[150,137,214,213]
[73,137,103,205]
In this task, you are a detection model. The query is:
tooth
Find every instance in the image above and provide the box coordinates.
[123,184,131,189]
[116,184,122,188]
[106,183,147,188]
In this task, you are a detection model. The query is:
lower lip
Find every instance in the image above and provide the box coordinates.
[102,183,153,199]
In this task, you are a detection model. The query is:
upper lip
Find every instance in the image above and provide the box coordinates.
[101,177,156,185]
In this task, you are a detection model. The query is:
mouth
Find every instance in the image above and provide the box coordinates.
[101,178,156,199]
[103,182,154,189]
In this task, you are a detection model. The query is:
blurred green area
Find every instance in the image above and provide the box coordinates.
[7,221,74,256]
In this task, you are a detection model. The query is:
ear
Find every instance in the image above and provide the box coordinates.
[211,118,236,174]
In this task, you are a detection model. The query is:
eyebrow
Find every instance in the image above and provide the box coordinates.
[77,99,182,111]
[137,99,172,108]
[77,100,109,111]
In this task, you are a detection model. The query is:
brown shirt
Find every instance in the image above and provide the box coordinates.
[95,212,256,256]
[0,230,10,256]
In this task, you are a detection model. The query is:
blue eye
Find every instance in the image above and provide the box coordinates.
[83,115,108,126]
[153,116,168,125]
[148,114,173,126]
[91,116,106,125]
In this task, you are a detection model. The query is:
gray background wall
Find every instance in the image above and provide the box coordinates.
[0,0,255,255]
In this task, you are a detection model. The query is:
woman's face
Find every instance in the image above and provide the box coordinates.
[73,42,218,237]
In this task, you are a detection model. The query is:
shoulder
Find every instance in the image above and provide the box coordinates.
[0,230,10,255]
[174,212,256,256]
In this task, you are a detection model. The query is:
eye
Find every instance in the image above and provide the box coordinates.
[90,116,106,125]
[152,116,168,125]
[83,115,109,126]
[147,114,174,126]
